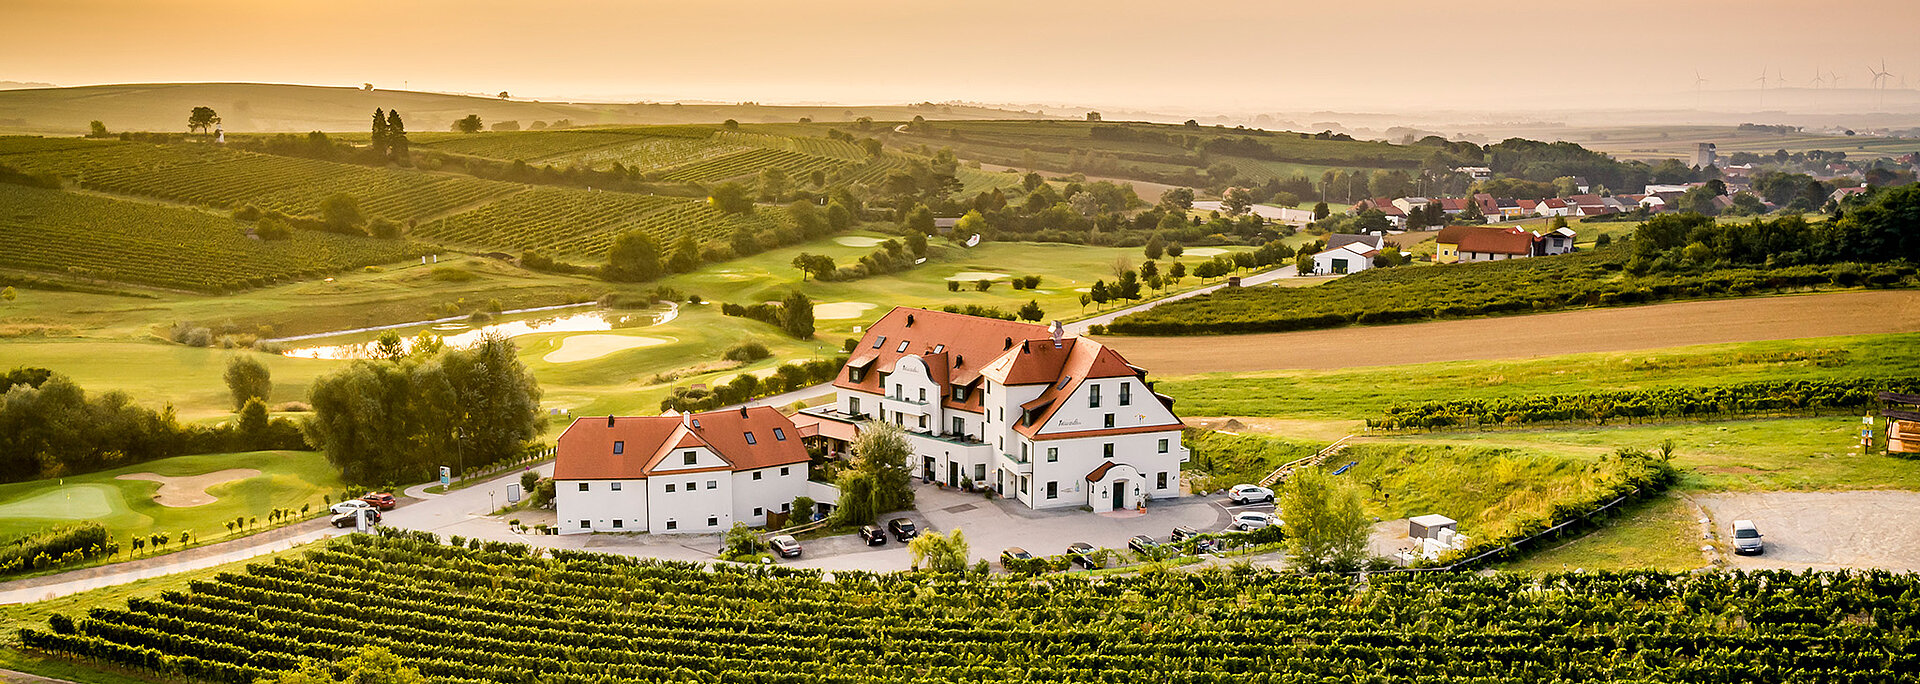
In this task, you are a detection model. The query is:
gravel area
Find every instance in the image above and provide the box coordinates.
[1696,490,1920,572]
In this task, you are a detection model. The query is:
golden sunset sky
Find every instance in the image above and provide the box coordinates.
[6,0,1917,111]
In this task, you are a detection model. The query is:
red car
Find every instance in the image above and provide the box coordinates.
[360,492,398,510]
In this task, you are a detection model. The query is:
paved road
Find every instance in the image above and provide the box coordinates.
[1696,490,1920,572]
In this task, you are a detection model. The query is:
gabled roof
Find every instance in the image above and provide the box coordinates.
[1314,243,1378,260]
[554,406,809,480]
[1326,233,1385,252]
[834,307,1047,412]
[980,337,1161,439]
[1436,225,1536,255]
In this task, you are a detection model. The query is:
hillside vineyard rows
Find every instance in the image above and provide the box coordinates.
[20,534,1920,683]
[0,184,421,292]
[415,187,789,257]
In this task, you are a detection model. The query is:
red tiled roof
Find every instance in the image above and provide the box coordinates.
[554,407,809,480]
[1437,225,1535,255]
[1085,462,1116,482]
[982,337,1166,439]
[834,307,1047,413]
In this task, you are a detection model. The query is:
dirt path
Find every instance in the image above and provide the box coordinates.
[1101,290,1920,375]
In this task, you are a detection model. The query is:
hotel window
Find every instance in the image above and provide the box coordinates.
[918,388,927,402]
[773,428,786,441]
[744,432,757,445]
[577,482,589,492]
[1089,384,1101,408]
[952,386,964,401]
[612,519,623,529]
[687,481,697,491]
[780,466,790,476]
[707,516,718,527]
[1020,443,1029,461]
[1047,447,1058,463]
[611,482,622,492]
[665,484,676,492]
[753,507,763,517]
[1157,472,1169,489]
[1020,476,1029,494]
[612,441,624,454]
[707,480,717,489]
[1119,383,1131,406]
[1158,438,1169,453]
[752,471,763,481]
[976,464,987,481]
[782,503,791,512]
[1104,413,1115,428]
[580,520,590,529]
[918,415,928,429]
[849,397,861,415]
[1046,481,1057,499]
[952,416,964,435]
[683,450,697,465]
[666,520,677,530]
[1103,443,1115,459]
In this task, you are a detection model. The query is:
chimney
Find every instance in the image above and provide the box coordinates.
[1049,320,1064,348]
[740,405,750,418]
[607,415,616,428]
[680,412,689,428]
[1020,340,1029,353]
[954,355,964,367]
[1004,337,1013,349]
[906,314,915,327]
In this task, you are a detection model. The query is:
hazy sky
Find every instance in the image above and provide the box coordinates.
[6,0,1918,112]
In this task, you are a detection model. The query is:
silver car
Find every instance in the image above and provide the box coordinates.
[1731,520,1764,555]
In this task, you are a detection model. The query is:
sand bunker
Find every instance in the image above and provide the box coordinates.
[117,469,262,507]
[1181,247,1230,257]
[814,302,878,320]
[945,271,1009,281]
[834,236,887,247]
[543,334,670,363]
[0,485,119,519]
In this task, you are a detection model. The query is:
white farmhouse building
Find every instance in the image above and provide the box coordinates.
[554,406,813,534]
[794,307,1187,513]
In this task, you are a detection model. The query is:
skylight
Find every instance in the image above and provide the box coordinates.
[872,335,886,349]
[896,340,910,353]
[744,432,757,445]
[1056,375,1072,390]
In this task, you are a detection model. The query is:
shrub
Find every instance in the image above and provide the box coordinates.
[724,341,773,362]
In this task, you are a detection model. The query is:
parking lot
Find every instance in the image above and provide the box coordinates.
[785,482,1254,571]
[1696,490,1920,572]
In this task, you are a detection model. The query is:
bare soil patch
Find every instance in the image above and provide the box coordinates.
[1101,290,1920,375]
[1697,490,1920,572]
[116,469,262,507]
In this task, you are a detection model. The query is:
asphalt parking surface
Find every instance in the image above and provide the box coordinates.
[1696,490,1920,572]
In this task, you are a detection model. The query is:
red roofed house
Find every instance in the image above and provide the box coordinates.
[793,307,1188,512]
[1435,225,1541,263]
[555,406,814,534]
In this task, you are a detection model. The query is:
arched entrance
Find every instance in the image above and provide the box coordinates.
[1085,462,1146,513]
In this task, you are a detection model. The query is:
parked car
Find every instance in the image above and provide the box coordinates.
[1170,525,1199,542]
[1732,520,1765,555]
[1232,511,1275,531]
[330,509,380,528]
[887,517,918,541]
[1228,484,1275,505]
[859,525,887,546]
[330,500,373,516]
[1066,542,1098,569]
[769,535,803,558]
[1127,535,1159,554]
[1000,547,1033,566]
[360,492,397,510]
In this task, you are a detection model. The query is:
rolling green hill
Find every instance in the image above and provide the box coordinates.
[0,82,1049,136]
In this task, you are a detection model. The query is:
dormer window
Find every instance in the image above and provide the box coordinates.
[744,432,757,445]
[872,335,886,349]
[896,340,910,353]
[612,441,624,455]
[934,344,945,353]
[683,450,697,465]
[690,419,701,429]
[773,427,786,441]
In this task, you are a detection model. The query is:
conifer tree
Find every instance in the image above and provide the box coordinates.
[385,110,409,160]
[370,108,390,157]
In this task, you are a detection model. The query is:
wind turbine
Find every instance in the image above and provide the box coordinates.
[1693,70,1709,108]
[1829,69,1844,89]
[1810,64,1825,89]
[1869,59,1894,107]
[1754,67,1770,107]
[1773,68,1789,89]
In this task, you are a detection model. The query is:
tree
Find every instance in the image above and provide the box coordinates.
[1079,293,1092,311]
[904,230,928,257]
[1143,233,1165,260]
[1158,187,1195,211]
[187,106,220,135]
[224,355,272,411]
[1,286,14,304]
[758,167,791,200]
[710,182,754,214]
[1223,187,1254,216]
[1312,201,1330,220]
[87,121,110,138]
[605,230,664,282]
[1017,299,1044,322]
[370,108,390,157]
[720,522,761,560]
[908,529,969,573]
[781,291,815,339]
[1167,242,1184,258]
[833,421,914,523]
[386,110,409,160]
[827,202,855,231]
[453,114,483,133]
[904,205,935,235]
[953,209,986,237]
[1089,280,1110,307]
[236,397,271,445]
[668,235,701,272]
[1278,468,1369,572]
[320,194,365,233]
[261,645,426,684]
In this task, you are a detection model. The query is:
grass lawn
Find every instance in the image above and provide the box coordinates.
[0,450,341,550]
[1499,494,1706,573]
[1157,332,1920,420]
[0,544,317,684]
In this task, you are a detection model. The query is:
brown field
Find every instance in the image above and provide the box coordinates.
[1099,289,1920,374]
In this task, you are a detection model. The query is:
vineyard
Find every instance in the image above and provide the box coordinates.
[416,187,784,257]
[1372,376,1920,430]
[0,185,422,292]
[412,130,649,161]
[0,138,524,222]
[546,135,748,173]
[1106,250,1918,335]
[659,147,850,184]
[20,532,1920,683]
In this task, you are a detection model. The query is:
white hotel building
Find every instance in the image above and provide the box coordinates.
[795,307,1188,513]
[554,406,815,534]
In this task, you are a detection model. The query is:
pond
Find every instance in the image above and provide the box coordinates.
[280,302,678,360]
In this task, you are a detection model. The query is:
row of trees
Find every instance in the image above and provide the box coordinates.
[303,334,543,485]
[1629,183,1920,273]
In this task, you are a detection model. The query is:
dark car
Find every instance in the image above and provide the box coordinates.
[1127,535,1159,554]
[888,517,918,541]
[360,492,397,510]
[1170,526,1199,542]
[1066,542,1098,569]
[1000,547,1033,566]
[330,509,380,528]
[859,525,887,546]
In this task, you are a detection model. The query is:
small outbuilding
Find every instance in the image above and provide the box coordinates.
[1408,514,1458,540]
